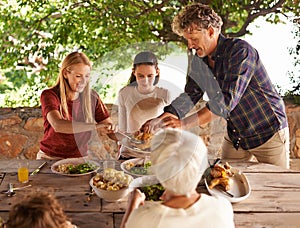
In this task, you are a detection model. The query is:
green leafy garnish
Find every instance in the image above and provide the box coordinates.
[138,184,165,201]
[67,163,97,174]
[129,161,152,175]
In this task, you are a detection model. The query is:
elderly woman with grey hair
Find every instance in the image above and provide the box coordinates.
[120,128,234,228]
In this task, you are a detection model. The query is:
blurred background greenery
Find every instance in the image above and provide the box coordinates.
[0,0,299,107]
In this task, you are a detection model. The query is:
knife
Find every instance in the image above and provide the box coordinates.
[30,161,47,176]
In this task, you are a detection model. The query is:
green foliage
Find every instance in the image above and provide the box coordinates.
[0,0,299,107]
[1,71,47,107]
[287,17,300,96]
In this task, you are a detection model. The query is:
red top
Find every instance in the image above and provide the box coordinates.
[40,86,109,158]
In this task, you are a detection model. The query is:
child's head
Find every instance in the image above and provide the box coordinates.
[5,192,72,228]
[128,51,160,86]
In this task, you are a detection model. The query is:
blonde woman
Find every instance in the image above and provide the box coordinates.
[38,51,115,160]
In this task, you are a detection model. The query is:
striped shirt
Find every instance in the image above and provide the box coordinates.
[164,34,287,150]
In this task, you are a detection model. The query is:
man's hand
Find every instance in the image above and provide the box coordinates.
[161,116,183,129]
[140,112,179,133]
[140,117,163,133]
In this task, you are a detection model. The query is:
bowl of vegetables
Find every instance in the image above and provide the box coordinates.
[90,168,133,202]
[130,176,165,201]
[51,158,100,176]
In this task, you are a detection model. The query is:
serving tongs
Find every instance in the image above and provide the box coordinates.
[215,185,234,197]
[199,158,221,186]
[203,158,221,178]
[203,158,235,197]
[117,131,144,144]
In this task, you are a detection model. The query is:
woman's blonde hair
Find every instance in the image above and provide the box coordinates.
[52,51,94,123]
[5,192,72,228]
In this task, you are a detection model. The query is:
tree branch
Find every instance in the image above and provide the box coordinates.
[227,0,286,37]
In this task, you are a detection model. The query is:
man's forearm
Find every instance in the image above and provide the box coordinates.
[182,106,212,129]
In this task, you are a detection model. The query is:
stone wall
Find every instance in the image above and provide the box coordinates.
[0,105,119,160]
[0,103,299,169]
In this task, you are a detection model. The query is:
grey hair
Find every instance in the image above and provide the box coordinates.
[150,129,208,195]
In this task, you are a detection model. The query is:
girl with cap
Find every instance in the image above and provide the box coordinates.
[117,51,171,157]
[120,128,235,228]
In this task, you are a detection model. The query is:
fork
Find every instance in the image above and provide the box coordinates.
[1,184,32,195]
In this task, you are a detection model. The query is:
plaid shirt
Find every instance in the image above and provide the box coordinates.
[164,34,287,150]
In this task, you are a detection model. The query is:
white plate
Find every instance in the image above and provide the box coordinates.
[120,158,154,177]
[204,168,251,203]
[120,138,151,157]
[51,158,100,177]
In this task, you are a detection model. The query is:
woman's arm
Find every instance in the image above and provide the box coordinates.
[120,189,146,228]
[47,110,115,134]
[47,110,95,133]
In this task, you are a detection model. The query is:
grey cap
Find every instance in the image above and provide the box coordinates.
[133,51,157,65]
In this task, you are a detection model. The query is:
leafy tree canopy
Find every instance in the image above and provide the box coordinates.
[0,0,299,107]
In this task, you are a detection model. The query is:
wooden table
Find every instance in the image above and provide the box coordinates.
[0,159,300,228]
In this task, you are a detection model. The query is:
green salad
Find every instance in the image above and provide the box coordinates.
[128,161,152,175]
[138,184,165,201]
[66,163,98,174]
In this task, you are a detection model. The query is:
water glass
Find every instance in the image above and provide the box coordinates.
[103,160,115,170]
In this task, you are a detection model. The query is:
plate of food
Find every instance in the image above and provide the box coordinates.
[51,158,100,177]
[120,132,153,157]
[204,162,251,203]
[121,158,154,177]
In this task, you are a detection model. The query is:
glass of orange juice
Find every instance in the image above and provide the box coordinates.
[18,160,29,183]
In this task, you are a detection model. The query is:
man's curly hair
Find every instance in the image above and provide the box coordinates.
[172,3,223,36]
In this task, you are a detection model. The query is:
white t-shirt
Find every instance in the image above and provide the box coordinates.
[118,86,170,133]
[125,194,235,228]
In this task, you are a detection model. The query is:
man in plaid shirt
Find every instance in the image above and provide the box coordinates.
[141,3,289,169]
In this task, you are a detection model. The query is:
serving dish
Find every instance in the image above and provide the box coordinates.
[121,158,154,177]
[120,138,151,158]
[51,158,100,177]
[204,167,251,203]
[90,169,133,202]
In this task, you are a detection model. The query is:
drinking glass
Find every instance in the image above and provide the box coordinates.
[18,160,29,183]
[103,160,115,170]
